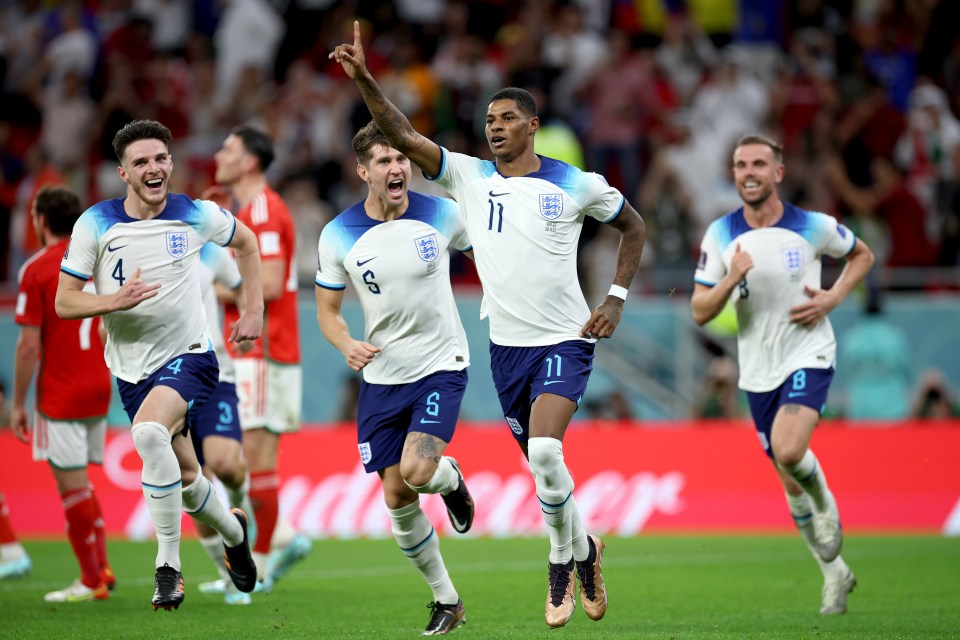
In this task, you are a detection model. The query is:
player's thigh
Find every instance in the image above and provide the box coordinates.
[37,416,105,478]
[171,429,202,480]
[266,363,302,433]
[770,403,819,466]
[133,386,189,434]
[242,427,279,471]
[377,464,419,510]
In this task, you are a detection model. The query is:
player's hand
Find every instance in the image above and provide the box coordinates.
[11,407,30,443]
[201,185,232,211]
[789,285,838,326]
[729,243,754,281]
[233,338,255,355]
[112,267,160,311]
[579,298,624,340]
[229,312,263,343]
[344,340,380,371]
[329,20,368,80]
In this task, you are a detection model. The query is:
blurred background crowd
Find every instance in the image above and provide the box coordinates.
[0,0,957,422]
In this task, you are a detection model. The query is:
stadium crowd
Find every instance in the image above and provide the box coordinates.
[0,0,958,296]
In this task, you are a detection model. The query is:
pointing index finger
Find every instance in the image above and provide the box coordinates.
[354,20,361,48]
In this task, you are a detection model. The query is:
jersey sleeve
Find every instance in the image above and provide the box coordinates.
[197,200,237,246]
[15,262,43,327]
[60,211,100,281]
[207,243,242,289]
[576,171,625,224]
[810,212,856,259]
[315,222,347,291]
[426,148,477,199]
[440,199,472,252]
[694,222,726,287]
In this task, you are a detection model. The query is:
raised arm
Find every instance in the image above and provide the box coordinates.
[315,285,380,371]
[55,268,160,319]
[226,219,264,342]
[579,202,646,339]
[330,20,442,177]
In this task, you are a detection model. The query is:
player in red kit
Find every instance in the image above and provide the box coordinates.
[11,185,115,602]
[209,125,310,589]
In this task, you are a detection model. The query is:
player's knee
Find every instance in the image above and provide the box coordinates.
[204,455,240,483]
[131,422,171,457]
[527,437,564,475]
[400,459,438,491]
[773,443,806,468]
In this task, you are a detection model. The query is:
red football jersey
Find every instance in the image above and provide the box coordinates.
[224,187,301,364]
[15,240,111,419]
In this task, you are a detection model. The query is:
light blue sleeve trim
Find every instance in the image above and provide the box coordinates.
[222,217,237,247]
[694,277,717,287]
[315,280,346,291]
[840,232,856,259]
[460,244,473,252]
[603,196,626,224]
[61,266,90,281]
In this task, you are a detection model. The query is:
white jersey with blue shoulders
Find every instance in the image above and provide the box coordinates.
[61,194,236,383]
[428,149,624,347]
[695,203,857,392]
[200,242,242,383]
[316,191,471,385]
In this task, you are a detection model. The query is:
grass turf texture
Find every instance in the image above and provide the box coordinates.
[1,536,957,639]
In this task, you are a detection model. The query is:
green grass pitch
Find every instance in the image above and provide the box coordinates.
[1,535,958,639]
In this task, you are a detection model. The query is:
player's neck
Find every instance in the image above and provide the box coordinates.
[231,175,268,209]
[364,193,409,221]
[42,231,68,247]
[495,149,541,177]
[124,194,166,220]
[743,197,784,228]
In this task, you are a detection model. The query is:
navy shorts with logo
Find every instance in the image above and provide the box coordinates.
[117,350,219,434]
[489,339,595,444]
[746,367,834,459]
[357,369,468,473]
[190,381,242,466]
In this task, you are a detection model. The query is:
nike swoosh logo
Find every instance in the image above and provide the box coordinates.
[159,376,178,382]
[107,245,127,252]
[150,493,173,499]
[543,380,564,385]
[420,418,441,424]
[488,190,510,197]
[215,424,233,432]
[788,392,806,398]
[356,257,376,267]
[449,511,468,531]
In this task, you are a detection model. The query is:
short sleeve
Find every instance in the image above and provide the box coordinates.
[210,244,242,289]
[811,213,856,259]
[315,223,347,291]
[198,200,237,247]
[442,200,471,252]
[694,223,726,287]
[15,263,43,327]
[427,149,478,200]
[61,212,100,281]
[577,171,625,224]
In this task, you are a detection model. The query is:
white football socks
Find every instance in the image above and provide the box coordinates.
[132,422,182,571]
[785,490,848,581]
[183,470,243,547]
[528,437,589,564]
[783,450,832,512]
[405,456,460,495]
[389,501,458,605]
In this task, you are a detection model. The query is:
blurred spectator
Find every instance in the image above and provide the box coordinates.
[214,0,284,101]
[838,294,912,420]
[7,146,64,279]
[910,370,960,419]
[655,10,718,106]
[585,389,634,421]
[693,356,743,419]
[539,0,608,122]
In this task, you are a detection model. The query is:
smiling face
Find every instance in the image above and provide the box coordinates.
[118,138,173,211]
[358,144,411,213]
[213,133,253,186]
[485,98,538,163]
[732,143,783,208]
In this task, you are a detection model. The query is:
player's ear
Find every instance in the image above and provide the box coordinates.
[356,163,368,182]
[117,165,128,183]
[528,116,540,135]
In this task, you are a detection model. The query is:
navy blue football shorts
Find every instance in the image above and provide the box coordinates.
[356,369,468,473]
[489,339,595,444]
[190,381,242,465]
[117,350,219,435]
[746,367,834,459]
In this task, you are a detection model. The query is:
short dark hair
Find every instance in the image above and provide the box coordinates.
[734,134,784,164]
[112,120,172,163]
[230,124,275,172]
[34,185,83,236]
[489,87,538,118]
[351,121,394,165]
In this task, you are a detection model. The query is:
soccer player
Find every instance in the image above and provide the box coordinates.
[332,23,647,628]
[55,120,262,611]
[213,125,311,587]
[190,241,259,605]
[691,134,875,614]
[0,494,31,579]
[11,185,114,602]
[316,122,475,636]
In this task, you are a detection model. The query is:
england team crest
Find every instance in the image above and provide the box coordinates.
[414,233,439,262]
[539,194,563,220]
[166,231,188,258]
[358,442,372,464]
[781,247,803,273]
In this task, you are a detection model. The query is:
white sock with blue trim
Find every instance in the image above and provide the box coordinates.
[785,490,848,580]
[132,421,182,570]
[388,501,457,605]
[183,471,242,547]
[528,437,580,565]
[783,449,831,512]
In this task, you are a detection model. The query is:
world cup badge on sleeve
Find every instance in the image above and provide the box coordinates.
[415,233,439,262]
[166,231,188,258]
[781,246,803,273]
[539,193,563,220]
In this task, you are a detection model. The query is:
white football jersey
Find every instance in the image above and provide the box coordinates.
[695,203,857,392]
[61,194,236,383]
[428,149,624,346]
[199,243,241,383]
[316,191,471,385]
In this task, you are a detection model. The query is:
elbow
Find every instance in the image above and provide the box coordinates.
[54,296,70,320]
[692,310,709,327]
